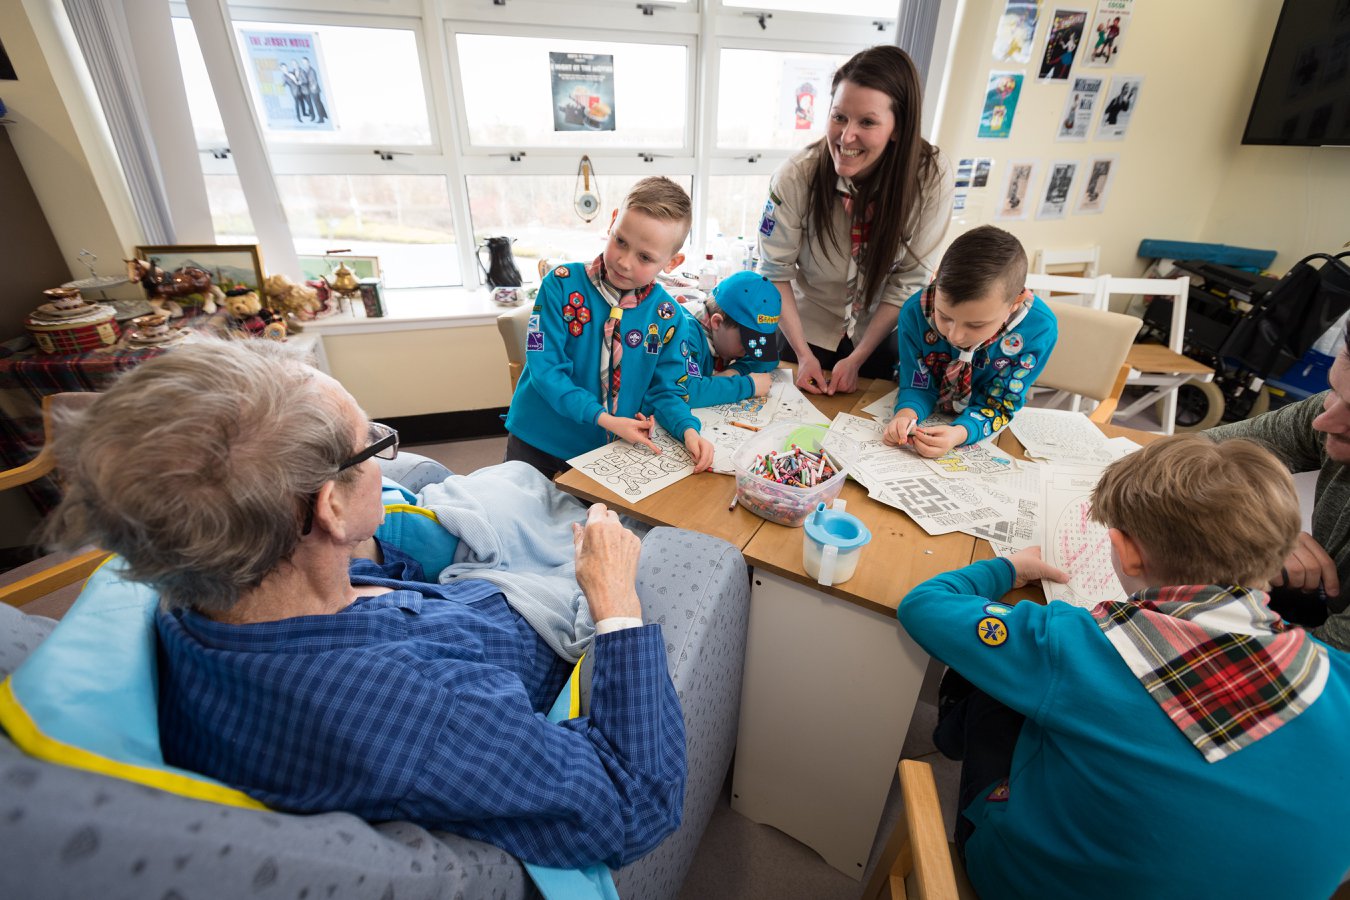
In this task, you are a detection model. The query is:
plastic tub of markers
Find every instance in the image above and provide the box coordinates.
[732,421,848,527]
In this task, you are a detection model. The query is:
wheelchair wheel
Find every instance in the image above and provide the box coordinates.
[1165,379,1225,432]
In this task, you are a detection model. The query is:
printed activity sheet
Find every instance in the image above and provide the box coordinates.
[696,414,755,475]
[1041,467,1127,608]
[1009,407,1118,466]
[923,438,1020,479]
[698,368,831,474]
[567,424,696,500]
[861,387,899,422]
[962,474,1042,549]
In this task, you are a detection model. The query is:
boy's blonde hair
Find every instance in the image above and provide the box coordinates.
[1090,435,1300,586]
[622,176,693,252]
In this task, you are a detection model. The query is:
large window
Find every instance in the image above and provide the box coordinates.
[165,1,896,299]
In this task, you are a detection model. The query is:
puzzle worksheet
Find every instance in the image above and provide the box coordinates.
[1009,407,1118,467]
[922,437,1020,479]
[1041,467,1127,608]
[567,424,696,500]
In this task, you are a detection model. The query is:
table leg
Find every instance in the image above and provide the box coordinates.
[731,569,929,880]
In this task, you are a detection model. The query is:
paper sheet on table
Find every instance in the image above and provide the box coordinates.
[1009,408,1118,466]
[1040,466,1127,608]
[697,416,755,475]
[770,369,831,426]
[922,436,1021,479]
[860,387,899,422]
[959,464,1043,548]
[567,424,696,500]
[695,368,827,473]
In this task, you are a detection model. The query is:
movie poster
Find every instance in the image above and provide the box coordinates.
[992,0,1042,64]
[1056,76,1103,140]
[996,160,1038,221]
[1037,160,1078,219]
[1084,0,1133,67]
[550,52,615,132]
[242,30,335,131]
[1037,8,1088,81]
[977,72,1024,139]
[780,58,835,132]
[1097,74,1143,139]
[1075,155,1118,214]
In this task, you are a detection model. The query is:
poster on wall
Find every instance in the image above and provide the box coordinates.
[1085,0,1133,67]
[1075,155,1118,214]
[242,31,335,131]
[1056,76,1104,140]
[992,0,1042,64]
[1096,74,1143,139]
[995,160,1038,221]
[780,58,835,133]
[1037,9,1088,81]
[550,52,616,132]
[1037,160,1078,219]
[977,72,1024,139]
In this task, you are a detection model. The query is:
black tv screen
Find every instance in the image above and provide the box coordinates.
[1242,0,1350,146]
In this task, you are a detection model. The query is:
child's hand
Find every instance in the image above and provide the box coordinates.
[1006,547,1069,589]
[749,372,774,396]
[910,424,967,458]
[683,428,714,473]
[883,413,918,447]
[600,412,659,454]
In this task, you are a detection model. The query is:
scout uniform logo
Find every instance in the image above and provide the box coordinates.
[924,329,939,345]
[657,301,675,319]
[686,358,702,378]
[977,616,1008,646]
[1000,332,1024,355]
[527,315,540,333]
[526,332,545,352]
[759,199,777,237]
[993,357,1011,371]
[553,265,570,278]
[911,369,930,389]
[746,334,770,359]
[625,329,643,348]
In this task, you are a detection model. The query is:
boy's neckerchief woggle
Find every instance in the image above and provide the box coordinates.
[586,255,654,416]
[920,282,1031,413]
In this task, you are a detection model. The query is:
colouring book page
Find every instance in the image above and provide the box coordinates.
[922,436,1020,479]
[696,414,755,475]
[861,387,899,422]
[772,379,831,426]
[823,414,932,480]
[1041,468,1127,608]
[567,424,696,500]
[1009,407,1116,466]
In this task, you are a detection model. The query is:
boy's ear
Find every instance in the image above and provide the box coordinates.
[608,209,619,231]
[708,311,725,329]
[1107,528,1148,578]
[663,252,685,273]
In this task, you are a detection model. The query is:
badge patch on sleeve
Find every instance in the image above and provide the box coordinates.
[977,616,1008,647]
[999,333,1024,355]
[686,358,702,378]
[526,332,545,352]
[911,371,930,389]
[527,315,540,333]
[983,603,1014,617]
[985,779,1010,802]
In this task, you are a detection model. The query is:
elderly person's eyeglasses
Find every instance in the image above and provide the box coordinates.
[300,422,399,535]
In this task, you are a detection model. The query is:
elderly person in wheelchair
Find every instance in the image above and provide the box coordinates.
[39,338,685,872]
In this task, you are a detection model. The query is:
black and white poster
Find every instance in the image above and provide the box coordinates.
[1056,76,1103,140]
[1096,74,1143,140]
[1037,160,1078,219]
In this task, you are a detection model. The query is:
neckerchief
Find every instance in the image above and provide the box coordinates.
[585,255,653,415]
[920,283,1031,412]
[1092,584,1329,763]
[838,176,874,340]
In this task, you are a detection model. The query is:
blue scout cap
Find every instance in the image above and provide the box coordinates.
[712,271,781,362]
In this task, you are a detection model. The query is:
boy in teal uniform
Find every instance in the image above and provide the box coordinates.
[883,225,1057,458]
[898,435,1350,899]
[505,177,714,478]
[668,270,782,409]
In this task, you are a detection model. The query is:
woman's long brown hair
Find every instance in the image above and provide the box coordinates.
[804,45,939,314]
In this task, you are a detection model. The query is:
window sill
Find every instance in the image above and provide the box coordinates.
[299,286,527,335]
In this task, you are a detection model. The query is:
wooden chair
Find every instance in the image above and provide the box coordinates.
[1098,275,1214,434]
[1035,300,1142,423]
[1031,247,1101,308]
[861,760,976,900]
[0,393,108,610]
[495,302,533,392]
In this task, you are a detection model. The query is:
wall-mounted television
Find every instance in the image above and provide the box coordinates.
[1242,0,1350,146]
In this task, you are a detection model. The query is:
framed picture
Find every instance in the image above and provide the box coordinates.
[297,255,381,283]
[134,244,265,293]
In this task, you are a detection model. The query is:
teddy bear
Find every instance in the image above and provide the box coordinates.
[263,274,323,329]
[223,287,262,319]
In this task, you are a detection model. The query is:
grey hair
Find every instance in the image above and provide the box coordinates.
[42,338,358,614]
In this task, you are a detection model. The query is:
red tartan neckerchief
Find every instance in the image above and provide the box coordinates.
[920,283,1030,413]
[1091,584,1330,763]
[586,255,654,415]
[838,177,874,340]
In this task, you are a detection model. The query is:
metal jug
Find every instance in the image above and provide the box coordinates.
[477,236,523,288]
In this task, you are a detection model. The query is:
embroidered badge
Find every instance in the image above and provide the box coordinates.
[686,358,702,378]
[554,266,570,278]
[1019,353,1036,368]
[977,616,1008,647]
[985,779,1010,802]
[676,374,688,385]
[979,407,997,419]
[663,325,676,345]
[982,422,993,436]
[1000,332,1024,355]
[526,332,545,352]
[562,304,577,323]
[759,215,777,238]
[569,320,584,337]
[645,324,661,354]
[1013,367,1030,379]
[576,305,591,324]
[989,384,1003,398]
[532,304,541,314]
[527,315,540,333]
[924,329,939,345]
[657,300,675,319]
[993,357,1011,371]
[911,371,930,389]
[569,291,584,304]
[680,339,690,357]
[984,603,1014,617]
[1008,379,1025,394]
[625,329,643,348]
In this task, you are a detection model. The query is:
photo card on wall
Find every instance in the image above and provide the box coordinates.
[995,159,1039,221]
[1037,160,1079,219]
[1075,155,1119,215]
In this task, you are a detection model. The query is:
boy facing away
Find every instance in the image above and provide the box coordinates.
[669,270,782,409]
[898,435,1350,899]
[504,177,714,478]
[883,225,1058,458]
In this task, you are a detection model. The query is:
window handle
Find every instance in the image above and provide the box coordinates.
[737,154,762,164]
[636,2,677,13]
[742,11,773,29]
[637,152,673,163]
[490,151,528,162]
[207,147,231,159]
[373,149,412,161]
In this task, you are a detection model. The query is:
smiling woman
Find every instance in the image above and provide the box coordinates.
[756,45,955,397]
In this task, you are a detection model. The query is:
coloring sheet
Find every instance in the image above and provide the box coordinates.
[923,437,1020,479]
[771,376,831,426]
[1009,407,1117,466]
[861,387,899,422]
[696,368,829,473]
[567,424,696,500]
[695,414,756,475]
[1041,467,1127,608]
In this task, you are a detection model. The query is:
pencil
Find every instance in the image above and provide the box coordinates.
[729,421,760,432]
[727,492,739,511]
